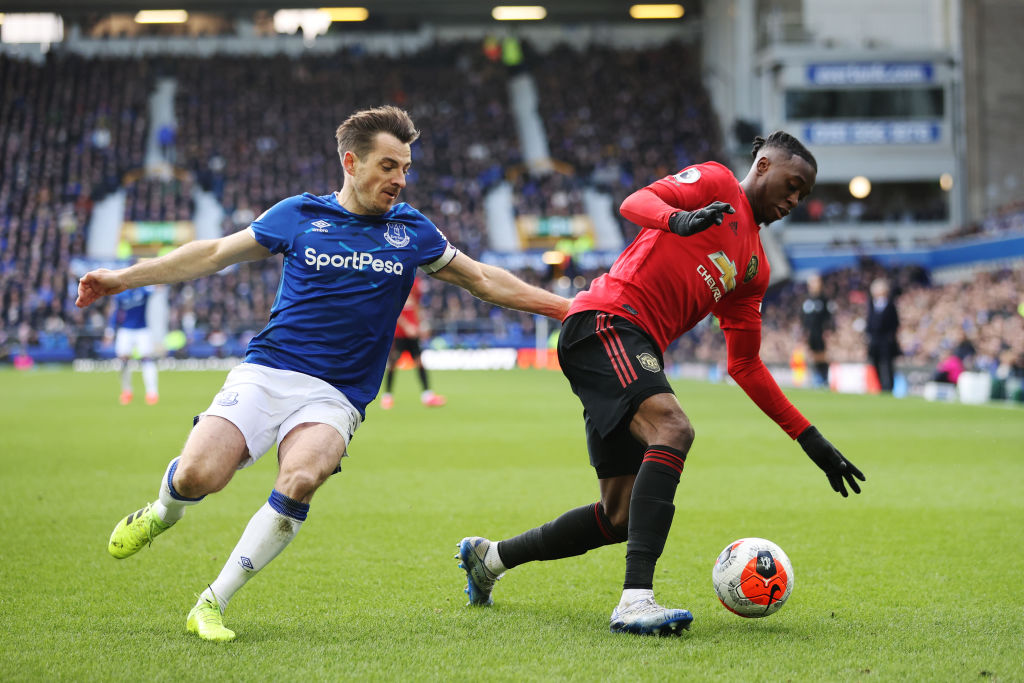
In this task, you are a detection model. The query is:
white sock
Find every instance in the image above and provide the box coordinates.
[421,390,434,401]
[484,541,507,575]
[201,502,303,612]
[152,457,202,524]
[141,360,158,394]
[119,361,132,392]
[619,588,654,608]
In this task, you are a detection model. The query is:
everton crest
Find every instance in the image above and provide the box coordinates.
[384,222,410,248]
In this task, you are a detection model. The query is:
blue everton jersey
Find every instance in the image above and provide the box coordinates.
[245,192,457,416]
[113,287,151,329]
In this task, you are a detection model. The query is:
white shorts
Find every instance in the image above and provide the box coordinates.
[115,327,154,358]
[200,363,362,469]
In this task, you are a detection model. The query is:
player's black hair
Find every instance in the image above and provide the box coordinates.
[751,131,817,172]
[336,105,420,161]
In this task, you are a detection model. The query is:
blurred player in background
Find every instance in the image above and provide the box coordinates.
[380,276,446,409]
[108,286,159,405]
[76,106,570,643]
[457,131,865,636]
[801,274,834,387]
[867,277,900,392]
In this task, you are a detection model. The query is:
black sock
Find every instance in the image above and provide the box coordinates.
[497,502,626,570]
[815,362,829,383]
[417,364,429,391]
[385,367,395,393]
[623,445,686,590]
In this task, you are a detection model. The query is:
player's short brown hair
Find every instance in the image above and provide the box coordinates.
[335,106,420,162]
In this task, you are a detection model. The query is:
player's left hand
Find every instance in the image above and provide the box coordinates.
[797,425,865,497]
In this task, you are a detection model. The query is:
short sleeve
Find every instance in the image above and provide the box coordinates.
[249,196,304,255]
[420,243,458,273]
[412,216,458,273]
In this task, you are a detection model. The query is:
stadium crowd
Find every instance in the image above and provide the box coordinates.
[2,46,1023,398]
[532,42,722,241]
[1,54,151,360]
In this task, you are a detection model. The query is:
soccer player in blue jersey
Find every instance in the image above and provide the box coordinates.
[109,286,160,405]
[76,105,570,642]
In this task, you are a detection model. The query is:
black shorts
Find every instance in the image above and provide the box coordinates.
[558,310,674,478]
[807,331,826,353]
[391,337,422,357]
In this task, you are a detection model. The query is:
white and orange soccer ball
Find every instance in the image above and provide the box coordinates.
[712,537,794,618]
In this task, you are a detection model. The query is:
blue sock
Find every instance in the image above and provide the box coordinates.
[268,489,309,521]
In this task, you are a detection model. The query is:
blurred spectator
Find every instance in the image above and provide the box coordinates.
[801,273,834,386]
[866,279,901,392]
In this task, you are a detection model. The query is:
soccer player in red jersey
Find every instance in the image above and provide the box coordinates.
[457,131,865,635]
[380,277,446,409]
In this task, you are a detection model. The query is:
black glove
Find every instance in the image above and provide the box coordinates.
[797,426,865,497]
[668,202,735,236]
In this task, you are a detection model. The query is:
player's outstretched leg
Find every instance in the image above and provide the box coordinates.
[108,503,172,559]
[186,592,236,642]
[456,537,503,606]
[609,593,692,636]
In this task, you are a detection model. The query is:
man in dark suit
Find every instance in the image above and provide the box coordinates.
[867,278,900,392]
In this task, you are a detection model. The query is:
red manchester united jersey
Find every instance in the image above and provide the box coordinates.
[569,161,811,439]
[394,277,422,339]
[570,161,767,351]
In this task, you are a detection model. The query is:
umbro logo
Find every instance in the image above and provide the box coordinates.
[311,220,331,232]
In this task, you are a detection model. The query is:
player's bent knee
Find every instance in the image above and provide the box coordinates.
[275,467,328,502]
[606,506,629,529]
[652,413,694,452]
[173,458,232,498]
[674,419,696,451]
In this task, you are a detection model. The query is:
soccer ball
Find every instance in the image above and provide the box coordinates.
[712,537,794,618]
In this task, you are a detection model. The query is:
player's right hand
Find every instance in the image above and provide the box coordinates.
[668,202,735,237]
[76,269,128,308]
[797,425,865,497]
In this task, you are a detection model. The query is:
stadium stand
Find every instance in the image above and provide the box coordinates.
[532,42,722,241]
[1,54,151,362]
[1,40,1022,402]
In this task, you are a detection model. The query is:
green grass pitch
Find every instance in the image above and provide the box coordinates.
[1,367,1022,681]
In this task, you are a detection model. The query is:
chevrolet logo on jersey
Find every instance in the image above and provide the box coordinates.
[696,251,738,302]
[743,254,759,283]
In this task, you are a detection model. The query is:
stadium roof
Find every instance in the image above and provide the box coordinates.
[1,1,703,24]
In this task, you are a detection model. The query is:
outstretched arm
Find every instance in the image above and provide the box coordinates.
[429,252,570,321]
[724,325,865,496]
[620,185,733,236]
[76,229,272,308]
[724,325,811,439]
